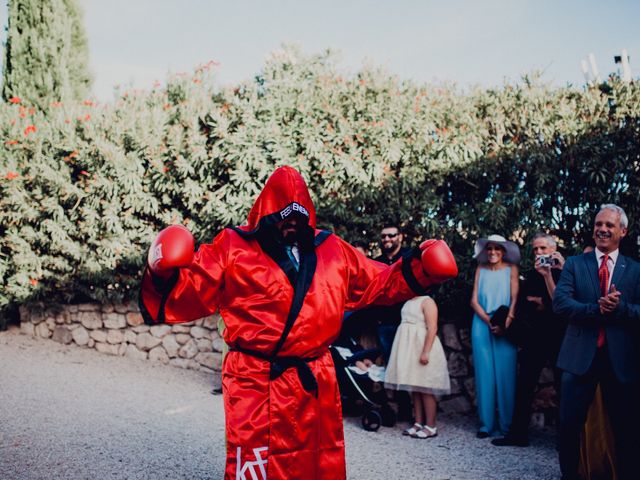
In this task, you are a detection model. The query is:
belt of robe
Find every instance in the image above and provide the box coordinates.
[230,345,320,397]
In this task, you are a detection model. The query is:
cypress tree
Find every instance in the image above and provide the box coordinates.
[2,0,92,108]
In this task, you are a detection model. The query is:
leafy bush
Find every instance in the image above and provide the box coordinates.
[1,47,639,321]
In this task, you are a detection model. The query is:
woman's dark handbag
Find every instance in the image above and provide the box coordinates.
[490,305,531,346]
[490,306,510,329]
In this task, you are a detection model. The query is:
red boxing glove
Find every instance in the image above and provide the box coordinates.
[420,239,458,280]
[147,225,195,278]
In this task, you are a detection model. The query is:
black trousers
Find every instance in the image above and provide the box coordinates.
[509,337,561,437]
[558,346,638,480]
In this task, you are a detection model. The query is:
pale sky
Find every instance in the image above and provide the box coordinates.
[1,0,639,102]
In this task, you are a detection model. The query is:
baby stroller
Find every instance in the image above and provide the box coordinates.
[330,315,397,432]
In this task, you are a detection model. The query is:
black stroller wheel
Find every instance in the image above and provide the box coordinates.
[361,409,382,432]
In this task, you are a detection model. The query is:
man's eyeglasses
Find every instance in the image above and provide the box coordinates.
[381,233,399,239]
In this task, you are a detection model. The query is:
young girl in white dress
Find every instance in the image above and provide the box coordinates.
[385,295,451,438]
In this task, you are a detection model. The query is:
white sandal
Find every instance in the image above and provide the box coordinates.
[403,423,423,436]
[412,425,438,439]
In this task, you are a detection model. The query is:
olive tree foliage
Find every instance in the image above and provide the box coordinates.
[1,46,638,320]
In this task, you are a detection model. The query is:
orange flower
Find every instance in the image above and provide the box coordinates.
[83,100,94,106]
[50,101,63,108]
[69,151,79,158]
[4,140,18,146]
[29,278,38,286]
[5,171,19,180]
[65,118,71,124]
[79,170,90,176]
[28,107,36,115]
[23,125,37,136]
[84,114,91,121]
[9,97,21,104]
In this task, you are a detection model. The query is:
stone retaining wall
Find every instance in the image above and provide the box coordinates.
[18,304,558,421]
[19,302,224,384]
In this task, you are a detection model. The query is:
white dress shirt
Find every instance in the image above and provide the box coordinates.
[594,247,618,292]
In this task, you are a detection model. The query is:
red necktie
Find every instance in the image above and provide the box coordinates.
[597,254,609,348]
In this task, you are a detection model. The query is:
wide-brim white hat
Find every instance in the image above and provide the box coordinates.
[473,234,521,264]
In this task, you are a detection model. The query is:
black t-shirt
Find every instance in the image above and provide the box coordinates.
[374,246,412,266]
[518,268,563,328]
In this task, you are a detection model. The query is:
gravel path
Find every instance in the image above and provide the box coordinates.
[0,326,560,479]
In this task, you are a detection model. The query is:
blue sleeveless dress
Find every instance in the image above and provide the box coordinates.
[471,266,517,436]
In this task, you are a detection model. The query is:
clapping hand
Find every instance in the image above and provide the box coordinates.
[598,284,621,315]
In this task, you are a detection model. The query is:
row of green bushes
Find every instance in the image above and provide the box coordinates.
[1,47,639,320]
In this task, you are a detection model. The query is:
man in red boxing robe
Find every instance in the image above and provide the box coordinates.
[139,166,457,480]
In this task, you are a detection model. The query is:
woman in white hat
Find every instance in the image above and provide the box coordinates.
[470,234,520,439]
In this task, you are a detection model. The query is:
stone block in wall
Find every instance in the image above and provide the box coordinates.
[212,337,226,353]
[68,305,79,313]
[170,358,199,370]
[125,344,148,361]
[464,377,477,405]
[72,326,90,346]
[95,342,119,355]
[175,333,191,345]
[171,325,191,334]
[447,352,468,377]
[103,313,126,329]
[78,303,100,312]
[162,335,180,357]
[532,386,558,410]
[36,322,51,338]
[115,300,138,314]
[449,378,462,395]
[196,338,213,352]
[31,310,45,325]
[79,311,102,330]
[190,326,209,339]
[52,326,73,344]
[132,325,149,333]
[459,328,471,349]
[88,338,95,348]
[202,315,219,329]
[439,395,472,414]
[538,367,555,384]
[118,343,127,356]
[107,329,124,345]
[149,346,169,363]
[102,303,115,313]
[55,312,68,324]
[150,325,171,338]
[195,352,218,368]
[136,333,162,351]
[441,323,462,351]
[90,329,108,343]
[179,339,198,359]
[46,318,56,331]
[126,312,144,327]
[124,330,137,344]
[20,322,35,336]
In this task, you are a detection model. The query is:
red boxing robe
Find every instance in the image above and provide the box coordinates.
[140,166,432,480]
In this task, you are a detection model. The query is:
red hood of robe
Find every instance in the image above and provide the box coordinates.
[237,166,317,232]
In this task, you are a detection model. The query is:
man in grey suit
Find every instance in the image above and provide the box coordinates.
[553,204,640,480]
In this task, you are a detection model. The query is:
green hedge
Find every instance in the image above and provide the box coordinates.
[1,47,639,321]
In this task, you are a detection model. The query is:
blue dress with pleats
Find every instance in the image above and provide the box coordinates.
[471,266,517,436]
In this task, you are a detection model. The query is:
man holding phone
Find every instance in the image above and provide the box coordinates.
[553,204,640,480]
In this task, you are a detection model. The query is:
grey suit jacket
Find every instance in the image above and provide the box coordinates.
[553,252,640,382]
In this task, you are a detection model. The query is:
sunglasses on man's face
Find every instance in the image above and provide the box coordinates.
[381,233,399,239]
